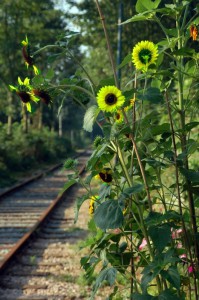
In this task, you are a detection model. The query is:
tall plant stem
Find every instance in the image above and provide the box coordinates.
[165,91,198,299]
[123,110,152,211]
[130,219,137,295]
[136,204,162,293]
[67,49,96,88]
[95,0,119,88]
[132,73,137,133]
[115,143,155,292]
[48,84,96,101]
[34,45,96,88]
[175,6,199,268]
[116,142,132,187]
[116,143,142,295]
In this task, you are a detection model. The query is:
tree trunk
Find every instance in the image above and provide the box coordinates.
[58,110,63,137]
[6,92,13,135]
[22,105,28,133]
[38,102,43,130]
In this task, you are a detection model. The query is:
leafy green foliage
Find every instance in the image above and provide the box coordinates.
[59,179,77,196]
[148,224,171,252]
[139,87,164,103]
[131,294,155,300]
[5,0,199,298]
[91,267,117,299]
[136,0,161,13]
[94,200,124,230]
[74,194,90,223]
[161,266,181,290]
[0,123,72,187]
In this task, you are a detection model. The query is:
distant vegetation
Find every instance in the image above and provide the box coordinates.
[0,0,90,187]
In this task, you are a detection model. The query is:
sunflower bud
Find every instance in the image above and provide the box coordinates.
[22,45,34,67]
[93,136,103,148]
[190,24,198,41]
[64,158,77,170]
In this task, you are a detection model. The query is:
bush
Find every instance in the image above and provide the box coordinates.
[0,122,72,187]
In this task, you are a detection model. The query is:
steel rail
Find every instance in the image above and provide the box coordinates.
[0,163,63,199]
[0,153,87,273]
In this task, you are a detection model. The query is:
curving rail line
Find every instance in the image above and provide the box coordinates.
[0,151,89,274]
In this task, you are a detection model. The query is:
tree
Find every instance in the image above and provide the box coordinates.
[0,0,68,133]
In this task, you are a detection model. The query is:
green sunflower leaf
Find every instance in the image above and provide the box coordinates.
[45,68,54,80]
[59,178,77,196]
[74,193,89,223]
[148,224,171,252]
[32,74,44,86]
[98,77,115,87]
[161,266,181,290]
[91,267,117,300]
[179,168,199,184]
[139,87,163,103]
[118,53,132,69]
[131,294,156,300]
[83,105,100,132]
[94,199,124,230]
[136,0,161,13]
[121,11,154,24]
[158,289,185,300]
[173,47,195,57]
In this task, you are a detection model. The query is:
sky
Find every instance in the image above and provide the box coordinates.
[54,0,80,31]
[55,0,80,14]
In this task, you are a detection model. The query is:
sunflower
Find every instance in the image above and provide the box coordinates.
[21,36,39,75]
[99,168,112,183]
[9,77,39,112]
[32,89,51,105]
[89,195,98,215]
[115,110,124,123]
[97,86,125,113]
[190,24,198,41]
[132,41,158,71]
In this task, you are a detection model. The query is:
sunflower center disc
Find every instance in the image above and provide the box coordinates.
[116,113,120,120]
[139,49,152,64]
[105,93,117,105]
[17,91,31,103]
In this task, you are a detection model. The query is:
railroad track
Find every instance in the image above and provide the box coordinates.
[0,151,93,300]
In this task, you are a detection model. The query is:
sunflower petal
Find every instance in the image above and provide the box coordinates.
[26,102,32,112]
[18,77,23,85]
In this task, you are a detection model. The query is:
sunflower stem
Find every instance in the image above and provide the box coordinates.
[116,141,133,187]
[165,91,198,299]
[67,49,96,88]
[33,44,61,56]
[175,2,199,273]
[48,84,96,101]
[122,109,152,212]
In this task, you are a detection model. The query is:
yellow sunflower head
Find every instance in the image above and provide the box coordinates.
[89,195,99,215]
[124,97,136,112]
[97,85,125,113]
[9,77,39,112]
[132,41,158,71]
